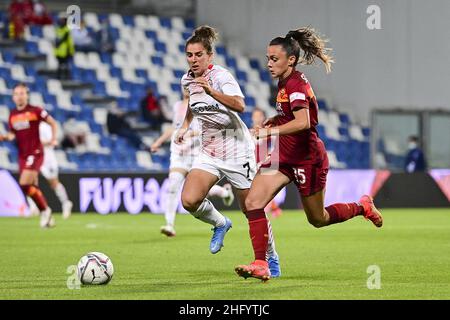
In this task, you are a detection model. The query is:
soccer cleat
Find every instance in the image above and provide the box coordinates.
[359,195,383,227]
[62,200,73,220]
[40,207,55,228]
[160,225,176,237]
[235,260,271,282]
[222,183,235,207]
[210,216,232,254]
[267,253,281,278]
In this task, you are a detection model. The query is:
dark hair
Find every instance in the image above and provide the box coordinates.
[270,26,334,73]
[185,25,218,54]
[409,136,419,143]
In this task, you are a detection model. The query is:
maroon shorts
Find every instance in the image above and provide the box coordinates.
[260,154,329,197]
[19,153,44,173]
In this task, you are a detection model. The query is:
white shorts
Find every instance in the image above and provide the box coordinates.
[170,152,194,172]
[191,152,256,189]
[40,149,59,180]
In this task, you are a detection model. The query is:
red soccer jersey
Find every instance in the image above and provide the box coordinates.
[8,105,48,158]
[271,70,326,165]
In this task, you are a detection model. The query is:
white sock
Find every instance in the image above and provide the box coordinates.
[266,219,277,258]
[191,198,226,227]
[27,197,39,215]
[165,171,185,226]
[54,182,69,204]
[208,185,228,198]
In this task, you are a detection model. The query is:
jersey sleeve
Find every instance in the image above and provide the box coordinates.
[285,78,309,111]
[37,108,49,122]
[219,71,244,98]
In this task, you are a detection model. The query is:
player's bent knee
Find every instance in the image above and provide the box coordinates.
[181,196,202,213]
[244,196,264,211]
[307,216,328,228]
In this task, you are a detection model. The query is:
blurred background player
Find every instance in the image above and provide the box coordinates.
[176,25,281,277]
[151,89,235,237]
[235,27,382,281]
[252,108,283,218]
[0,83,57,228]
[28,121,73,219]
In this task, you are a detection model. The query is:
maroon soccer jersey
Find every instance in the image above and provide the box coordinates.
[271,70,326,165]
[8,105,48,158]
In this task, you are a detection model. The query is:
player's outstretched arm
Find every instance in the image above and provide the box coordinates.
[151,127,175,152]
[253,108,310,139]
[45,115,58,146]
[174,107,193,144]
[0,132,15,142]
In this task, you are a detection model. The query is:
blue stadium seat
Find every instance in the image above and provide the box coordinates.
[100,53,113,65]
[216,45,227,56]
[25,41,40,54]
[259,70,271,83]
[173,69,185,79]
[110,67,122,79]
[145,30,158,41]
[244,96,256,107]
[249,58,260,69]
[362,127,370,137]
[339,113,350,126]
[122,15,135,27]
[154,41,167,54]
[151,56,164,67]
[159,17,172,29]
[182,32,191,41]
[170,83,181,93]
[317,99,329,111]
[29,25,43,38]
[236,70,248,82]
[226,57,237,70]
[185,19,195,30]
[338,127,349,138]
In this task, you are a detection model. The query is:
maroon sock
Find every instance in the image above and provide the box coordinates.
[22,185,48,211]
[325,203,364,225]
[245,209,269,261]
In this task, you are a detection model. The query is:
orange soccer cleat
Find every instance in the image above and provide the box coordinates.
[359,195,383,228]
[235,260,271,282]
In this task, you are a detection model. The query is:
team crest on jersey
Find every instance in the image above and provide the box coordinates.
[276,88,289,103]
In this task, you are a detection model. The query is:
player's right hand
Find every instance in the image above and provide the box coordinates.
[174,128,187,145]
[0,134,5,142]
[150,142,160,153]
[263,116,277,128]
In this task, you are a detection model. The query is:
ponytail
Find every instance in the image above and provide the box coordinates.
[287,26,334,73]
[185,25,218,54]
[270,26,334,73]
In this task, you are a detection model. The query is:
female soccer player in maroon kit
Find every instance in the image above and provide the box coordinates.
[0,83,57,227]
[235,27,383,281]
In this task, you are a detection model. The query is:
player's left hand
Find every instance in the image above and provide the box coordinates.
[194,77,213,95]
[251,126,271,140]
[50,139,58,147]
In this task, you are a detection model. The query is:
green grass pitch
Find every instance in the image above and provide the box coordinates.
[0,208,449,300]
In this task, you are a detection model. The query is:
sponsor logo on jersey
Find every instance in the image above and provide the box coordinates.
[191,101,220,113]
[11,112,37,130]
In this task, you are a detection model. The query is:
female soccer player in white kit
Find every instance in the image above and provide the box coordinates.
[151,89,235,237]
[30,121,73,218]
[175,26,280,277]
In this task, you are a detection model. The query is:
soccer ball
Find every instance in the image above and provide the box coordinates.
[77,252,114,285]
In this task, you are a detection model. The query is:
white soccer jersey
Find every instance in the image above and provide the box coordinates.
[181,64,254,162]
[39,121,58,179]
